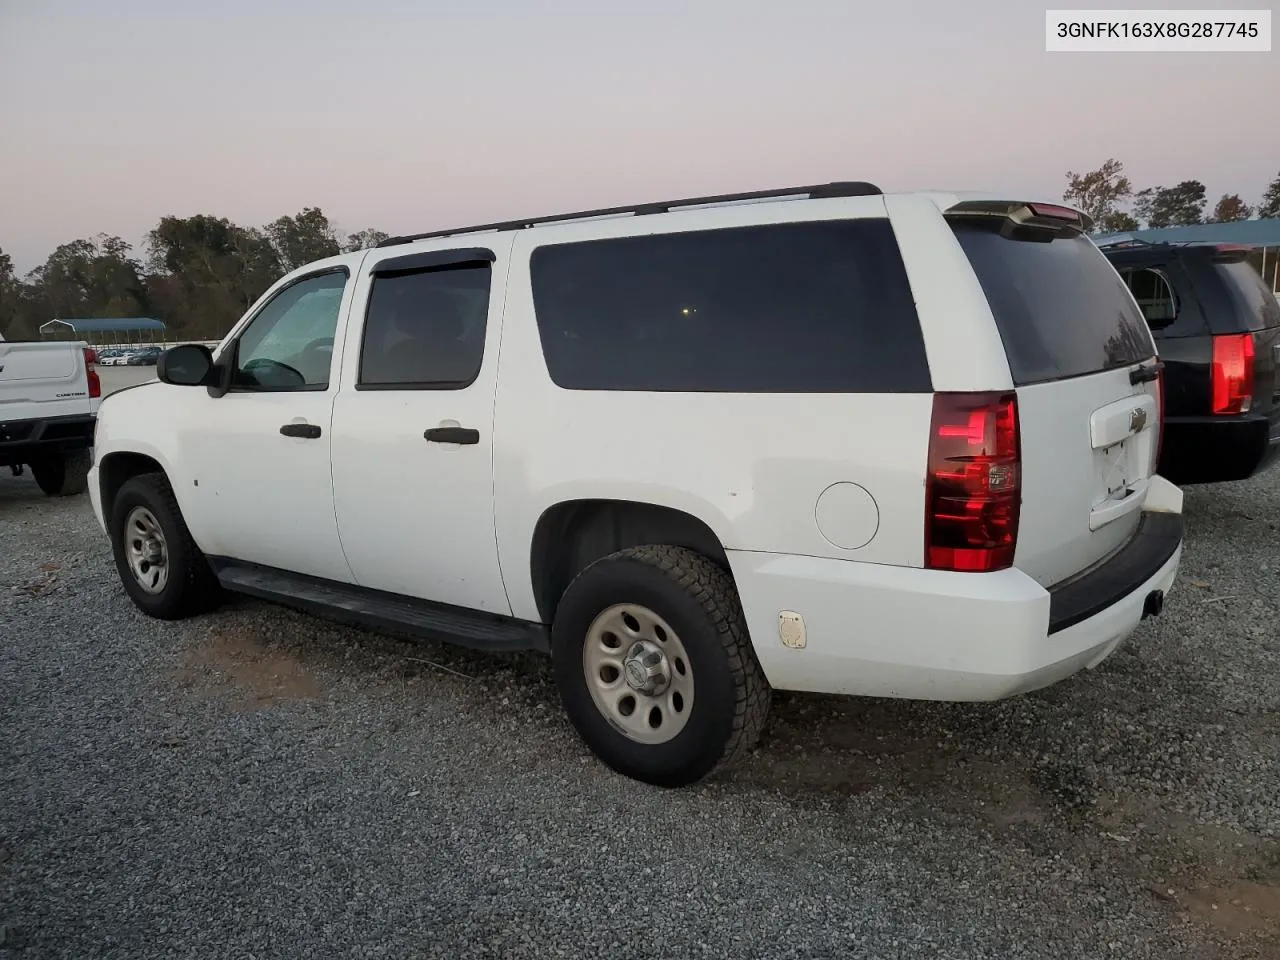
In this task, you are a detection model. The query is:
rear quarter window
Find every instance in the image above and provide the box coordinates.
[950,224,1156,385]
[528,219,931,393]
[1216,261,1280,332]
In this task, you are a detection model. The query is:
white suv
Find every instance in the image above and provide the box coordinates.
[88,182,1185,786]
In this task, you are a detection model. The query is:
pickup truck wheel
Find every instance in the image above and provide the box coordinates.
[30,450,91,497]
[109,473,222,620]
[551,545,770,787]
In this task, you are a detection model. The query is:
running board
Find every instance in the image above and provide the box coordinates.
[209,559,550,654]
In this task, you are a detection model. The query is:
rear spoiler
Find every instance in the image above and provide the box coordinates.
[943,200,1093,238]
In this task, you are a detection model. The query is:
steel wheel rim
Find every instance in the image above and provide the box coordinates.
[124,506,169,595]
[583,603,694,745]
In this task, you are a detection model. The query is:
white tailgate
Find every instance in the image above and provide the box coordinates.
[0,342,93,422]
[1015,367,1160,587]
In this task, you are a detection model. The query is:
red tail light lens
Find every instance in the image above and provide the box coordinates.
[1026,203,1082,222]
[83,347,101,399]
[926,392,1021,573]
[1210,333,1254,415]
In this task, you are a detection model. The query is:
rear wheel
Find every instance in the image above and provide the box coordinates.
[551,545,770,787]
[30,450,91,497]
[109,472,222,619]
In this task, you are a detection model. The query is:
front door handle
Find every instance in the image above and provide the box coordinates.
[424,426,479,445]
[280,423,322,439]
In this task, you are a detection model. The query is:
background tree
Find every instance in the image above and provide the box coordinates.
[1062,158,1133,232]
[1208,193,1253,223]
[1259,170,1280,219]
[344,228,390,252]
[3,208,394,342]
[1097,211,1140,233]
[1132,180,1207,228]
[266,207,340,272]
[146,215,281,339]
[0,247,19,336]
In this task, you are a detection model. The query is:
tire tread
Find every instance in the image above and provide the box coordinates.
[563,544,770,780]
[113,471,221,618]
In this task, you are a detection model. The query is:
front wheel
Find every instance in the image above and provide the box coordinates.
[109,472,222,620]
[551,545,771,787]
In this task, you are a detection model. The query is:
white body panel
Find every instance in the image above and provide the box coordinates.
[0,340,98,423]
[328,238,515,614]
[730,508,1181,699]
[1014,370,1160,586]
[492,195,936,624]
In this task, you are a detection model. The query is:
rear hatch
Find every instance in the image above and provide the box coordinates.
[947,205,1161,589]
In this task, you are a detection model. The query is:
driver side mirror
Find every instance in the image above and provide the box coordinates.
[157,344,214,386]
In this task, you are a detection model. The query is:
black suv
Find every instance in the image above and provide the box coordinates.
[1100,240,1280,485]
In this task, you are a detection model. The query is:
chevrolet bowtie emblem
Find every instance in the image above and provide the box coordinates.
[1130,407,1148,433]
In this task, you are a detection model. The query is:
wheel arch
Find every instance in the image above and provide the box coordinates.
[529,498,731,624]
[97,450,169,519]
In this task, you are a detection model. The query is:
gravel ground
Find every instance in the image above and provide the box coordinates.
[1,464,1278,959]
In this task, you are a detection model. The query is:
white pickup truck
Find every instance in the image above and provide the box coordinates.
[0,332,102,495]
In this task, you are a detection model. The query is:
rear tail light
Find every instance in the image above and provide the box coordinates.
[925,392,1021,573]
[1210,333,1254,415]
[83,347,101,399]
[1026,203,1083,223]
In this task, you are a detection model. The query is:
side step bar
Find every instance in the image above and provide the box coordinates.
[210,559,550,654]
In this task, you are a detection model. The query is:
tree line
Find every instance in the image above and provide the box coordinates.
[1063,161,1280,234]
[4,168,1279,342]
[0,208,388,341]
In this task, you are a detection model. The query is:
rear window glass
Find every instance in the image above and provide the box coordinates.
[1215,261,1280,332]
[528,219,931,393]
[950,224,1155,385]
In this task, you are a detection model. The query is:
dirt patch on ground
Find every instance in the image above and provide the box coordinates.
[171,624,323,710]
[1184,881,1280,937]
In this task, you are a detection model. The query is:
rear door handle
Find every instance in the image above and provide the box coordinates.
[424,426,479,445]
[1129,360,1163,385]
[280,423,322,439]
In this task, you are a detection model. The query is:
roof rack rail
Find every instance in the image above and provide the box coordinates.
[1094,236,1155,249]
[376,181,883,247]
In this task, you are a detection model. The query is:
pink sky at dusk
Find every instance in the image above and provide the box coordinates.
[1,0,1276,272]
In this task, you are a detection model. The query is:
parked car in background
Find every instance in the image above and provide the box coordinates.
[0,332,101,495]
[1100,240,1280,485]
[124,346,162,366]
[87,184,1184,787]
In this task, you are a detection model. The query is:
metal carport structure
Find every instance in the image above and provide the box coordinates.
[39,317,168,346]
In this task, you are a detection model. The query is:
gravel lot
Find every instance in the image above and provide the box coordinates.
[2,443,1277,958]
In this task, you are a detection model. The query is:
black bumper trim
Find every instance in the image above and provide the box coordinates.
[0,412,96,456]
[1047,512,1183,635]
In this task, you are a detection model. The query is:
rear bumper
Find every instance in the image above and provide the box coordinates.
[0,413,96,468]
[1159,413,1279,484]
[729,508,1183,702]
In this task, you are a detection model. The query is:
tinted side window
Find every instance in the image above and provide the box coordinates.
[358,263,491,389]
[1216,261,1280,332]
[1120,267,1177,329]
[234,270,347,391]
[950,225,1154,385]
[528,219,931,393]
